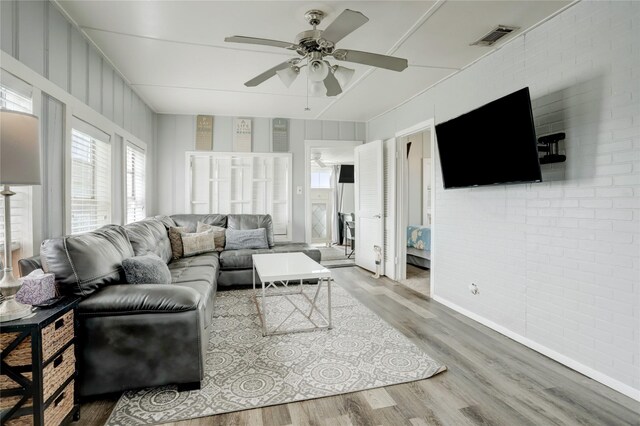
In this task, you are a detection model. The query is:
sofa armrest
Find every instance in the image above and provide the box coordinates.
[78,284,200,317]
[19,255,42,277]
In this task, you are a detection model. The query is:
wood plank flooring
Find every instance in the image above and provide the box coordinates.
[76,266,640,425]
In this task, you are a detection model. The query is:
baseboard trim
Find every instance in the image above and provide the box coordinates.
[432,295,640,402]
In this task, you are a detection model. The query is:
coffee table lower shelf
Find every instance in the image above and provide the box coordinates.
[253,279,332,336]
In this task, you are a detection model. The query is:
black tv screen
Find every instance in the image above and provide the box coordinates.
[338,165,354,183]
[435,87,542,189]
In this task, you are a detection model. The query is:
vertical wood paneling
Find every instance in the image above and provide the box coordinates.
[70,30,87,103]
[123,84,132,131]
[304,120,322,140]
[41,94,65,240]
[101,61,113,120]
[212,116,233,152]
[17,0,45,75]
[113,75,124,126]
[252,118,270,152]
[47,4,69,91]
[322,120,339,140]
[88,46,102,113]
[339,121,356,140]
[1,0,15,56]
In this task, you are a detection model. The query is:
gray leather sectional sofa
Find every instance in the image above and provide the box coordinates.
[19,214,320,397]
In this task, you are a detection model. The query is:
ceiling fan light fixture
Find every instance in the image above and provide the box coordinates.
[309,80,327,96]
[276,66,299,87]
[332,65,355,88]
[308,59,329,82]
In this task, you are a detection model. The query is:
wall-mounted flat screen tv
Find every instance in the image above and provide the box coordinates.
[338,164,354,183]
[435,87,542,189]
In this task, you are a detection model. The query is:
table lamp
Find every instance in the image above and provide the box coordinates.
[0,109,41,322]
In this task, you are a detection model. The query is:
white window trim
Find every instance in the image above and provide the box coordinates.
[125,140,147,224]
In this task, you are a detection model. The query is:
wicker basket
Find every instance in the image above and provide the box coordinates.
[0,311,75,413]
[5,380,75,426]
[42,310,74,361]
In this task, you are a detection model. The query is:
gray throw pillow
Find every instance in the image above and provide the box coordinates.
[225,228,269,250]
[122,254,172,284]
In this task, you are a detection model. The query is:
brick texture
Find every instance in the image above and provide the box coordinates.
[369,1,639,393]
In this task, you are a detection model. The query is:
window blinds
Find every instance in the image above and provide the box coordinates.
[126,142,146,223]
[0,70,33,248]
[70,124,112,234]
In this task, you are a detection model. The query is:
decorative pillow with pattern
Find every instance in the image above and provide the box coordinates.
[181,230,217,257]
[196,221,226,252]
[168,226,188,260]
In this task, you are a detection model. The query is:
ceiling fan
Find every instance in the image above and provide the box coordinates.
[311,152,327,168]
[225,9,409,97]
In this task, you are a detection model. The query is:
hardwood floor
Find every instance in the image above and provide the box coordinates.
[77,266,640,425]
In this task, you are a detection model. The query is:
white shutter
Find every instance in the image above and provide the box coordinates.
[70,125,112,234]
[0,70,33,249]
[126,142,146,223]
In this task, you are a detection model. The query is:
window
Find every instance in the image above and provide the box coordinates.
[0,70,33,252]
[310,167,332,189]
[126,142,146,223]
[70,122,111,234]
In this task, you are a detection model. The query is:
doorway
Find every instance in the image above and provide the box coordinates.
[304,140,361,268]
[394,120,435,296]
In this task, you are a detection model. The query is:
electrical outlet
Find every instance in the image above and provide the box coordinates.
[469,283,479,295]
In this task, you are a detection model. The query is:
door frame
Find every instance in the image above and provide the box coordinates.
[394,119,436,297]
[304,140,362,244]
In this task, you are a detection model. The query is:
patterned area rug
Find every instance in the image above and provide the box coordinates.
[106,285,446,425]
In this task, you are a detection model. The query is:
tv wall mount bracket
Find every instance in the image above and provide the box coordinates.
[538,132,566,164]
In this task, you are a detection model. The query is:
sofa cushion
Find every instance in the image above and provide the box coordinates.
[227,214,275,248]
[40,225,134,297]
[171,214,227,233]
[225,228,269,250]
[168,253,219,327]
[122,254,172,284]
[125,219,172,264]
[219,248,273,270]
[152,215,176,229]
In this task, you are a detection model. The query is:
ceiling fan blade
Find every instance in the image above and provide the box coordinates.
[225,36,294,50]
[245,61,291,87]
[321,9,369,44]
[323,71,343,97]
[333,49,408,72]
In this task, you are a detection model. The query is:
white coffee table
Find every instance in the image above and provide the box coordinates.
[252,252,332,336]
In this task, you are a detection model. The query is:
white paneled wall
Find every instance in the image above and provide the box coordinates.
[156,115,366,241]
[368,1,639,399]
[0,1,154,142]
[1,0,156,248]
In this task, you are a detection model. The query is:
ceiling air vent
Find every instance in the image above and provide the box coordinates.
[471,25,519,46]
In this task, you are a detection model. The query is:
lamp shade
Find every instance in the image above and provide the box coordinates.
[333,66,355,88]
[276,66,299,88]
[308,60,329,82]
[0,110,41,186]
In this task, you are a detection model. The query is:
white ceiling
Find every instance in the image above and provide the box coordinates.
[56,1,571,122]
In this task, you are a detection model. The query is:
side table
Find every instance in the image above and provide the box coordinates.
[0,297,81,425]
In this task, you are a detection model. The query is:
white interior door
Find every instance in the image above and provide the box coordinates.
[354,140,384,273]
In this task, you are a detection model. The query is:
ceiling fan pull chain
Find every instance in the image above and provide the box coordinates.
[305,60,310,111]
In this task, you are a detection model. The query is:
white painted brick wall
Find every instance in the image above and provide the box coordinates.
[368,1,640,396]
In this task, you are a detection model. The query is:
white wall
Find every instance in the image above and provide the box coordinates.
[1,0,157,252]
[368,1,639,399]
[155,115,365,241]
